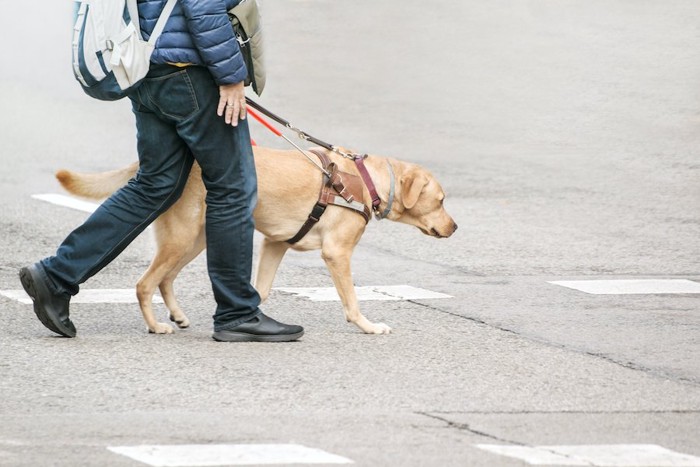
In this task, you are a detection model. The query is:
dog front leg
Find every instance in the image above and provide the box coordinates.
[321,246,392,335]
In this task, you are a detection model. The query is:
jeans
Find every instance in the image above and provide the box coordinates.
[40,65,261,330]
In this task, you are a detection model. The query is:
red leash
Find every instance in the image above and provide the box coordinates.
[247,106,282,137]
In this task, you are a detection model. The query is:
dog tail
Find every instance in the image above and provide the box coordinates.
[55,162,139,200]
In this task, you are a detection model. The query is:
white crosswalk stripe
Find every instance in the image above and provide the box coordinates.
[0,289,162,305]
[275,285,452,302]
[1,286,451,305]
[475,444,700,466]
[549,279,700,295]
[32,193,99,213]
[107,444,353,466]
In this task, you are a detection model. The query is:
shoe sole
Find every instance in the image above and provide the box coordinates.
[212,330,304,343]
[19,267,76,338]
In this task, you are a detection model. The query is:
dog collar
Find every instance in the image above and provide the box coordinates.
[376,160,395,220]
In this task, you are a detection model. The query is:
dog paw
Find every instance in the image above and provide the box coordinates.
[169,314,190,329]
[353,316,393,334]
[365,322,392,335]
[148,322,175,334]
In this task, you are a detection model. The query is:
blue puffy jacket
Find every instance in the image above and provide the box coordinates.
[137,0,247,85]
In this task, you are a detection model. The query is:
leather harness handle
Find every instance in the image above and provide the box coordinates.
[329,169,354,203]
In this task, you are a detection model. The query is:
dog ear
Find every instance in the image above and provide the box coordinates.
[401,172,429,210]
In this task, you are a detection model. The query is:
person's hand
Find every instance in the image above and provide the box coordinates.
[217,81,247,126]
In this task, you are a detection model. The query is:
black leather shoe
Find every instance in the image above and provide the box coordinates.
[19,264,76,338]
[212,313,303,342]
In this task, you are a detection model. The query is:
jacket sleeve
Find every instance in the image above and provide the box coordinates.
[179,0,248,85]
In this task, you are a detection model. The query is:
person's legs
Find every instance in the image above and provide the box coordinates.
[39,103,194,297]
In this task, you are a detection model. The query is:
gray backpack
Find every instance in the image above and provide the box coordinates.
[72,0,177,100]
[229,0,265,96]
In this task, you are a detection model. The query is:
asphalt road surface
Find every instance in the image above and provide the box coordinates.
[0,1,699,466]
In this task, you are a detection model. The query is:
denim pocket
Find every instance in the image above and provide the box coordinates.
[142,69,199,121]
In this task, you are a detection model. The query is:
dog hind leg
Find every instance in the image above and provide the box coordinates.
[254,238,290,303]
[159,230,206,329]
[137,242,191,334]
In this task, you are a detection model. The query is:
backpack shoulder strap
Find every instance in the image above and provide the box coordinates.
[148,0,178,45]
[125,0,142,39]
[126,0,178,44]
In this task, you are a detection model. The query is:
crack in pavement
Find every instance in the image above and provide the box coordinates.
[407,300,700,388]
[417,412,597,466]
[417,411,522,445]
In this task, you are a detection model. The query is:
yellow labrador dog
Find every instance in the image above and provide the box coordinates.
[56,146,457,335]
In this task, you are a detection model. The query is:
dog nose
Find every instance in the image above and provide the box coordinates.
[453,223,458,232]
